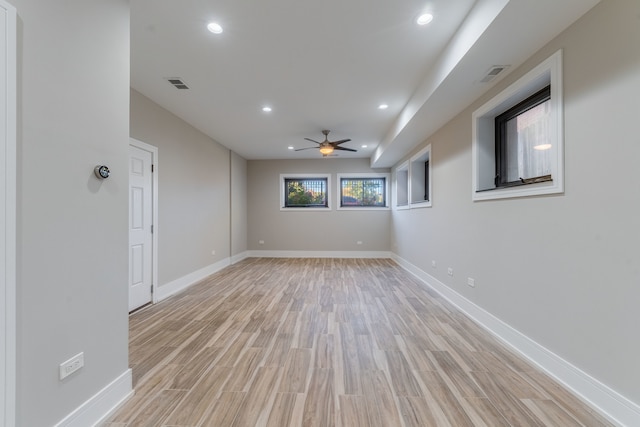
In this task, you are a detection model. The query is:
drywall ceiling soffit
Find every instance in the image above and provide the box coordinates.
[372,0,601,168]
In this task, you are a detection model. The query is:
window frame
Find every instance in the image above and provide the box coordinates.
[494,85,551,188]
[280,174,331,211]
[336,173,390,211]
[472,49,564,201]
[410,144,432,208]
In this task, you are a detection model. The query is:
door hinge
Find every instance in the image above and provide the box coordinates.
[151,164,154,173]
[151,224,154,234]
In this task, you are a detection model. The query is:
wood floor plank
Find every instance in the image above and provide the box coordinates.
[279,348,311,393]
[303,368,335,427]
[416,370,475,426]
[361,369,404,427]
[384,350,423,397]
[222,347,266,392]
[459,397,511,427]
[231,366,282,427]
[102,258,614,427]
[522,398,584,427]
[398,396,438,427]
[339,394,370,427]
[163,365,231,426]
[198,391,246,427]
[266,392,298,427]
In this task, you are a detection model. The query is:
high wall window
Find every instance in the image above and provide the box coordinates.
[472,50,563,201]
[337,173,389,210]
[280,174,330,209]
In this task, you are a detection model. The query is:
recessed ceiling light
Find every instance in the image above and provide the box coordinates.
[262,106,272,113]
[416,13,433,26]
[287,146,294,150]
[361,145,368,148]
[378,104,388,110]
[207,22,223,34]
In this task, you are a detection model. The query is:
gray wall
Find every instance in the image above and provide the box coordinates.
[130,89,236,286]
[391,0,640,405]
[247,158,391,252]
[15,1,130,425]
[231,152,248,258]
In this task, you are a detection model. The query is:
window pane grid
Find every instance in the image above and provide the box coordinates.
[340,178,386,207]
[284,178,328,207]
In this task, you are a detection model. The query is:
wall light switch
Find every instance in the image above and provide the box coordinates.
[467,278,475,287]
[447,267,453,276]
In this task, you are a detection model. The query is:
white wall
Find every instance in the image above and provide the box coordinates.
[247,158,391,253]
[14,1,130,425]
[391,0,640,413]
[130,89,235,286]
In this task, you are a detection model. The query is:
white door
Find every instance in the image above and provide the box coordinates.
[129,144,153,311]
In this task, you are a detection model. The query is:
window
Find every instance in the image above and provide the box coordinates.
[337,173,389,210]
[280,174,330,210]
[495,86,551,188]
[410,144,432,208]
[395,162,409,209]
[472,50,563,201]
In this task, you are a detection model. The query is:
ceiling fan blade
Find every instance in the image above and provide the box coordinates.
[333,146,357,152]
[331,139,351,146]
[294,146,319,151]
[304,138,322,145]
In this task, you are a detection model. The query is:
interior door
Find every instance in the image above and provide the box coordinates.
[129,144,153,311]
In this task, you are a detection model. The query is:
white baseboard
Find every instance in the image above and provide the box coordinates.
[392,254,640,427]
[231,251,249,264]
[155,258,232,302]
[247,250,392,259]
[54,369,133,427]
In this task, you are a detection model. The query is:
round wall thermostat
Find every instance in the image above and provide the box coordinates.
[94,165,110,179]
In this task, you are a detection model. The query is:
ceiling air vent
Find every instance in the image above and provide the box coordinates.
[480,65,509,83]
[166,78,189,89]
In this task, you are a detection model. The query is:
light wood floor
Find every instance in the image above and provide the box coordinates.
[103,258,613,427]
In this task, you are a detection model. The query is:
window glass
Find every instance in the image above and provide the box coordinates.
[284,178,328,207]
[340,177,386,207]
[504,99,552,182]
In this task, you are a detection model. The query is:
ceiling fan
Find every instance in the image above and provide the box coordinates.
[295,130,356,156]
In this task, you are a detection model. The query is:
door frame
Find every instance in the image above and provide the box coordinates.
[1,1,16,425]
[0,0,18,427]
[129,138,158,304]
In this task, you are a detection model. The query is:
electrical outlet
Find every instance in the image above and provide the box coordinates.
[258,240,265,245]
[59,352,84,380]
[356,241,363,245]
[447,267,453,276]
[211,250,216,256]
[467,277,475,287]
[431,260,436,268]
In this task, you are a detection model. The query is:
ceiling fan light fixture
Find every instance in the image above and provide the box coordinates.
[319,145,334,155]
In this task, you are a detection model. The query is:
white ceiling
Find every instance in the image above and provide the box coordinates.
[131,0,599,167]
